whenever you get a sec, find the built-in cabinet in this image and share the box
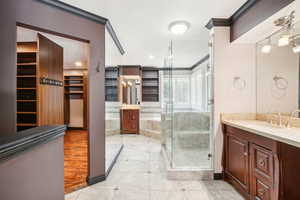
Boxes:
[142,67,159,102]
[16,34,64,131]
[105,67,118,102]
[120,109,139,134]
[64,72,88,129]
[223,124,300,200]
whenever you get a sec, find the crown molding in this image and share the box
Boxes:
[37,0,125,55]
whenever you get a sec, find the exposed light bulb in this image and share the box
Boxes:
[293,44,300,53]
[278,35,290,46]
[261,44,272,54]
[75,61,83,67]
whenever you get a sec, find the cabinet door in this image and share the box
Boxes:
[226,135,249,192]
[250,144,274,200]
[252,177,271,200]
[122,110,132,131]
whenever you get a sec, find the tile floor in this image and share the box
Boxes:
[65,135,244,200]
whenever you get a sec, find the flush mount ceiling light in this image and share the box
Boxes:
[261,37,272,54]
[149,55,155,59]
[168,21,190,35]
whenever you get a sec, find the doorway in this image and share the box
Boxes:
[16,25,90,193]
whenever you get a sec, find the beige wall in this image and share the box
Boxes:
[257,44,299,114]
[212,27,256,173]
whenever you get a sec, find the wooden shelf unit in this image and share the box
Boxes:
[16,35,65,132]
[64,75,84,99]
[105,67,119,102]
[64,73,87,129]
[142,67,159,102]
[16,42,39,132]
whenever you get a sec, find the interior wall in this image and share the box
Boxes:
[212,27,256,173]
[1,0,105,181]
[257,44,299,114]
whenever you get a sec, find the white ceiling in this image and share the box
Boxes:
[59,0,247,68]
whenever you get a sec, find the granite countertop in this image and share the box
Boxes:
[222,120,300,148]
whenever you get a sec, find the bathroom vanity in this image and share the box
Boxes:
[222,120,300,200]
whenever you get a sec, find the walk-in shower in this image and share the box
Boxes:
[161,40,214,179]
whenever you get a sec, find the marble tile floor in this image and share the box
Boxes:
[65,135,244,200]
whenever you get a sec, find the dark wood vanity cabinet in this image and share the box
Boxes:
[225,134,250,194]
[222,124,300,200]
[223,125,278,200]
[121,109,139,134]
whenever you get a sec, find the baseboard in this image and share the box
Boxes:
[87,175,106,185]
[106,144,124,177]
[214,173,224,180]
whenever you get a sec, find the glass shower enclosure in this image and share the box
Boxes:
[161,40,214,170]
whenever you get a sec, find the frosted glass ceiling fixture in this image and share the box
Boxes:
[169,21,190,35]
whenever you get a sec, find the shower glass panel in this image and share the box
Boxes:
[161,41,174,165]
[162,39,213,169]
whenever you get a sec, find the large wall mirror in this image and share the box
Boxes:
[256,20,300,117]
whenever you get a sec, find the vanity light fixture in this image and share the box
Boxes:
[169,21,190,35]
[274,11,295,47]
[292,36,300,53]
[278,33,290,47]
[121,81,127,87]
[75,61,83,67]
[261,37,272,54]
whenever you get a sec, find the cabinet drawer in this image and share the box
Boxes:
[251,144,274,180]
[253,177,271,200]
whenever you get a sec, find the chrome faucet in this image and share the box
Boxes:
[286,110,300,128]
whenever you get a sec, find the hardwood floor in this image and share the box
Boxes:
[64,130,88,194]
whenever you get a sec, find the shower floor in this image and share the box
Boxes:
[173,148,211,169]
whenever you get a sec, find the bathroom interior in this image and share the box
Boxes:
[104,1,300,195]
[4,0,300,200]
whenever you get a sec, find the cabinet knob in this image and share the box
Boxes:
[258,159,266,167]
[244,152,248,156]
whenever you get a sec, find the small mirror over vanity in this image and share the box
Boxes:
[119,76,141,105]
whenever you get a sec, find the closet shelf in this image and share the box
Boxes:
[17,62,37,66]
[17,123,37,126]
[65,91,84,94]
[64,84,84,87]
[17,75,36,78]
[64,79,83,81]
[16,100,37,102]
[17,88,36,90]
[17,112,37,114]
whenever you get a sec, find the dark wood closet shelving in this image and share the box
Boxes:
[105,67,118,102]
[142,67,159,102]
[16,42,38,132]
[16,35,65,132]
[64,75,84,98]
[64,73,87,129]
